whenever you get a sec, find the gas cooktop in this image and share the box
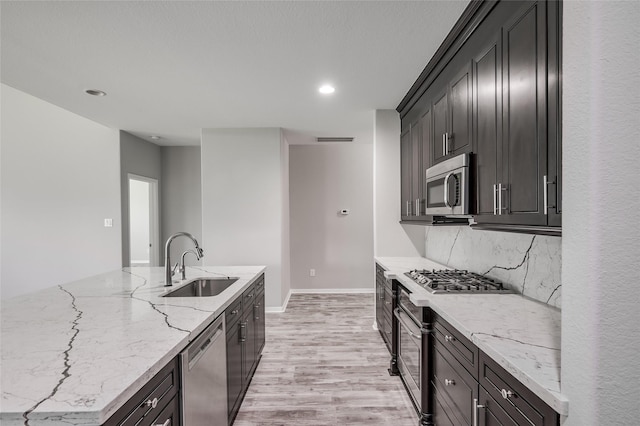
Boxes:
[404,269,512,294]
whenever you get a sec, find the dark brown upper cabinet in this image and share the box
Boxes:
[398,0,561,234]
[432,64,473,165]
[472,1,561,232]
[401,111,431,222]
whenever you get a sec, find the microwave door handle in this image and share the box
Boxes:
[443,172,453,208]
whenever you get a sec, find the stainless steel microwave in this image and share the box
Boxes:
[425,153,470,216]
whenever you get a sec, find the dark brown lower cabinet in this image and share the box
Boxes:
[375,264,393,352]
[226,275,266,425]
[103,357,180,426]
[430,315,559,426]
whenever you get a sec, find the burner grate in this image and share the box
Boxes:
[404,269,511,294]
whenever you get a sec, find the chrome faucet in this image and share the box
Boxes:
[164,232,204,286]
[179,249,199,280]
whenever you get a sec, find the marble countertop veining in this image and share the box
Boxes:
[375,257,568,416]
[0,265,265,426]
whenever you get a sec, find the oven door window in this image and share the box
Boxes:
[398,318,421,401]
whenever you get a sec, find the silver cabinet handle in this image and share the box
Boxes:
[444,335,455,342]
[153,420,170,426]
[442,133,447,156]
[230,309,239,315]
[473,398,485,426]
[415,199,420,216]
[443,172,453,208]
[145,397,158,408]
[445,132,450,154]
[501,389,515,399]
[444,379,455,386]
[493,184,498,215]
[239,321,247,343]
[406,200,411,216]
[543,175,556,215]
[497,183,507,215]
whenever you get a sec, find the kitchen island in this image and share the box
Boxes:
[375,257,568,417]
[0,265,265,425]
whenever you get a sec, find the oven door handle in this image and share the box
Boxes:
[394,308,422,341]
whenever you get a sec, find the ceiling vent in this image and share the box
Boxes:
[316,137,354,143]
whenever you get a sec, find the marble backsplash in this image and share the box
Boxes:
[425,226,562,308]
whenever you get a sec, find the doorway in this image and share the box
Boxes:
[128,174,159,267]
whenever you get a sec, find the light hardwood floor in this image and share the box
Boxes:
[233,293,417,426]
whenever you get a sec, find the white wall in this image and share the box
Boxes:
[0,84,121,299]
[561,2,640,425]
[160,146,203,266]
[289,143,374,291]
[374,110,425,257]
[201,128,287,309]
[129,179,150,263]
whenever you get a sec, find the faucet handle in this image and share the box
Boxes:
[171,262,180,276]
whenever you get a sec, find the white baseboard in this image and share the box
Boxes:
[265,289,292,313]
[290,288,375,294]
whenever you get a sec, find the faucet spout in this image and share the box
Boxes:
[164,232,204,286]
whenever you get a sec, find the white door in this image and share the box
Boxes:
[128,175,159,266]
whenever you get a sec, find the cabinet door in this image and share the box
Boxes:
[449,64,472,155]
[546,0,562,227]
[375,267,384,330]
[242,309,257,384]
[420,108,432,210]
[479,387,518,426]
[432,90,448,163]
[226,322,243,421]
[501,1,547,225]
[254,289,266,357]
[400,128,413,218]
[474,35,502,219]
[411,119,423,216]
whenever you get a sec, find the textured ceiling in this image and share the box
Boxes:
[1,1,469,146]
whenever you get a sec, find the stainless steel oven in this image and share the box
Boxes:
[394,286,424,413]
[425,153,470,216]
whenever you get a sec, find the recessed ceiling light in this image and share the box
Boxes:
[150,135,161,140]
[319,85,335,94]
[85,89,107,97]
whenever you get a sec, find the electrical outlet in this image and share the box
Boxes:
[104,218,113,227]
[310,269,316,277]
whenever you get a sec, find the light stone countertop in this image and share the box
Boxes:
[375,256,568,416]
[0,265,265,426]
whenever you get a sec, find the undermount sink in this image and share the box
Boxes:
[162,277,239,297]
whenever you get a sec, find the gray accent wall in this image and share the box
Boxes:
[119,131,162,267]
[1,84,121,299]
[289,143,374,291]
[160,146,202,266]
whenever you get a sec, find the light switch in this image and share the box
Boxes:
[104,218,113,227]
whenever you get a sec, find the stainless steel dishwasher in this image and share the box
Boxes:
[181,314,227,425]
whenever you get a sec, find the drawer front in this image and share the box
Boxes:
[108,358,179,426]
[225,296,243,329]
[479,351,558,426]
[432,347,478,426]
[143,395,180,426]
[242,283,256,308]
[383,286,393,316]
[434,314,478,376]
